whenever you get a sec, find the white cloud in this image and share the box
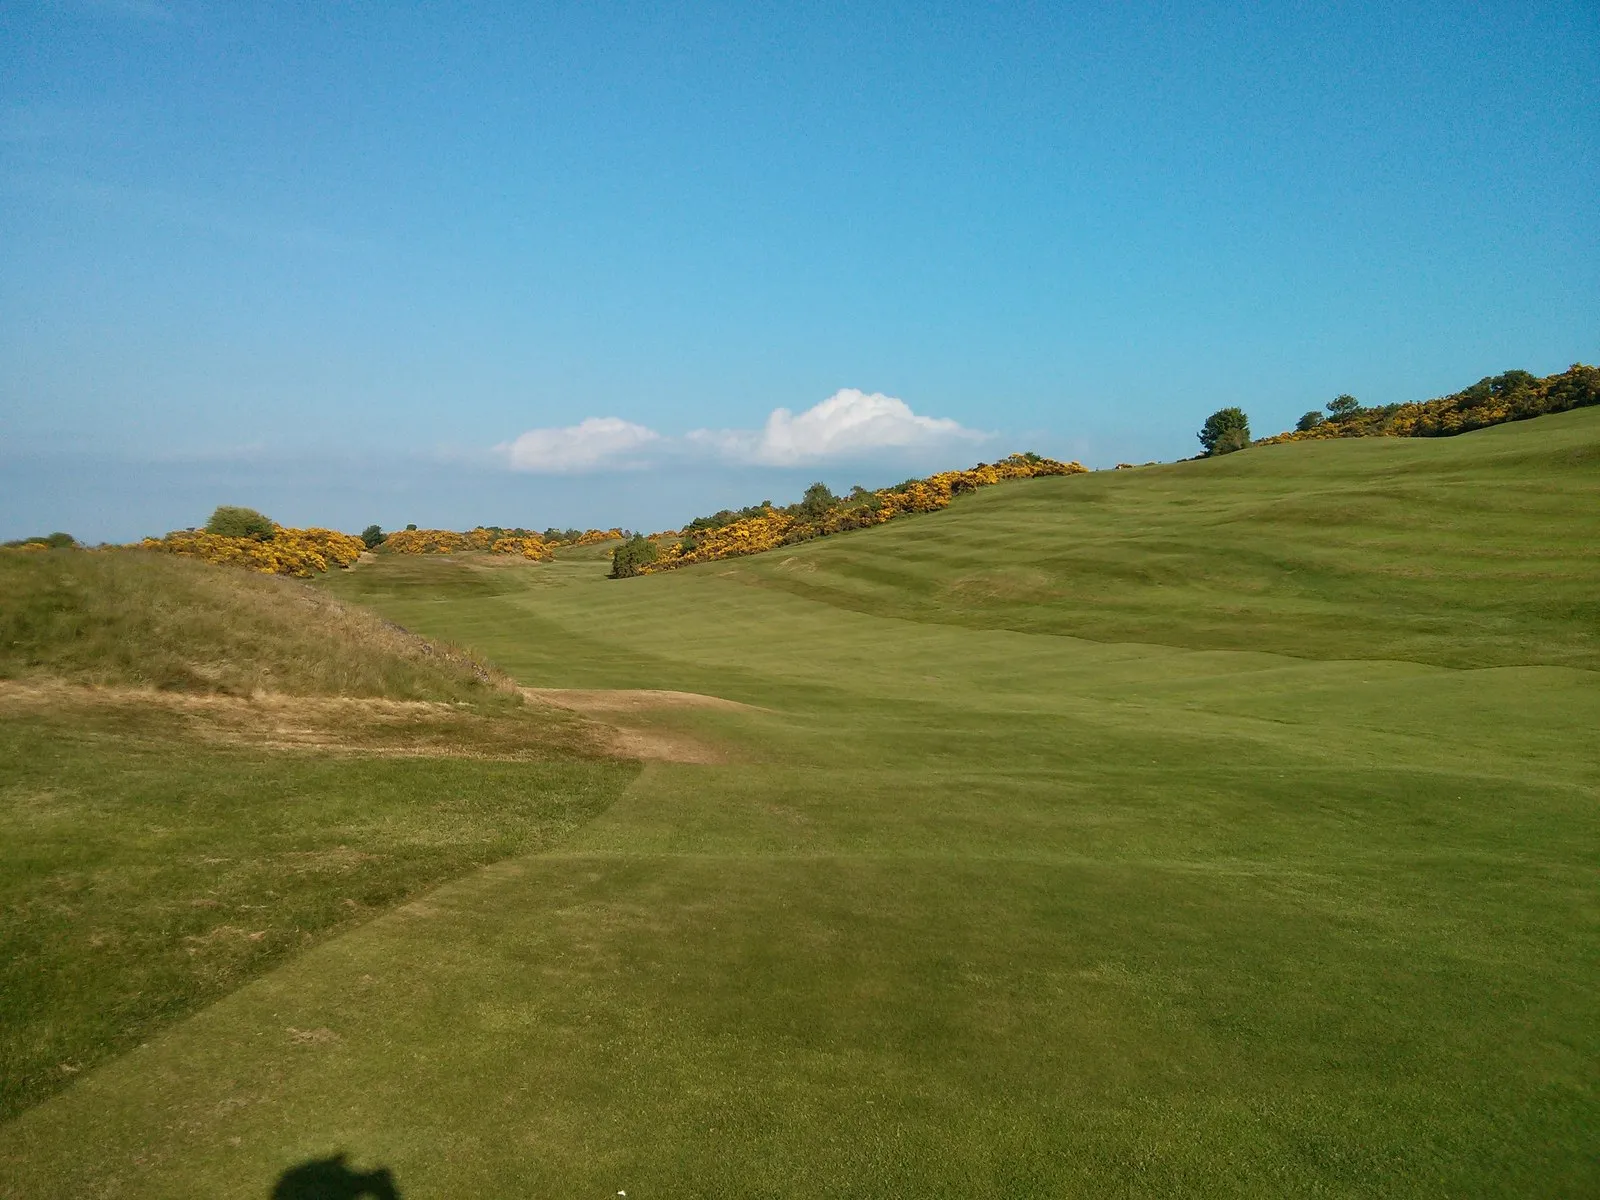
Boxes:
[500,417,660,473]
[691,389,987,466]
[498,391,987,474]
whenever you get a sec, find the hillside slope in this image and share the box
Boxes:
[717,405,1600,669]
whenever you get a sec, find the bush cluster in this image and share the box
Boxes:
[138,524,365,578]
[1257,364,1599,447]
[3,533,77,551]
[615,453,1086,578]
[379,526,623,560]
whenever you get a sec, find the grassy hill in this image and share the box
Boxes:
[3,411,1597,1196]
[0,548,514,699]
[719,405,1600,669]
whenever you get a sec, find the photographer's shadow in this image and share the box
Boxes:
[272,1153,401,1199]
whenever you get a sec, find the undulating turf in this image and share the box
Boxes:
[0,551,638,1120]
[0,704,636,1122]
[716,406,1600,670]
[1,410,1596,1197]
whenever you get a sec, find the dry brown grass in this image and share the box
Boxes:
[520,686,762,714]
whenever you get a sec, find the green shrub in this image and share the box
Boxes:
[360,525,387,549]
[4,533,77,550]
[205,506,275,540]
[609,535,659,579]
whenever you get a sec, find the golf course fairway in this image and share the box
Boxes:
[2,409,1597,1197]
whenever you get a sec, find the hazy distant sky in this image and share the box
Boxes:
[2,1,1596,540]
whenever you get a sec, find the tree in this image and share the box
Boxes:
[798,482,838,520]
[609,534,658,579]
[1295,411,1324,432]
[360,525,386,549]
[1327,394,1360,418]
[1197,408,1250,456]
[205,505,275,540]
[1212,426,1251,455]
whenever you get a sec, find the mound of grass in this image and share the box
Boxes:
[0,549,511,701]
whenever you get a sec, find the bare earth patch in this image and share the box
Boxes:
[520,687,759,714]
[0,679,733,765]
[520,688,755,764]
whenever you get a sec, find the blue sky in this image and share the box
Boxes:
[2,0,1595,541]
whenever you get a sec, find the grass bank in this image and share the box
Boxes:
[0,548,510,700]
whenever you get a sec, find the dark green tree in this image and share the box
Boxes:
[1327,394,1361,418]
[1197,408,1251,456]
[1295,411,1324,432]
[360,525,387,549]
[798,482,838,520]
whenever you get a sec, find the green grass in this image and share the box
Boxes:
[0,550,638,1121]
[2,411,1598,1196]
[0,706,636,1122]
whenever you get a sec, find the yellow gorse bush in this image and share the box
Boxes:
[137,526,365,578]
[379,527,623,560]
[639,453,1086,574]
[382,528,552,558]
[1258,363,1599,447]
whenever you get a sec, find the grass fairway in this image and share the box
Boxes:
[3,411,1598,1196]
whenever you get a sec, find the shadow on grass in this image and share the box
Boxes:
[272,1153,400,1199]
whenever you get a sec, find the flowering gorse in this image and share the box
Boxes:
[1257,364,1598,447]
[631,453,1086,575]
[380,527,623,560]
[137,526,366,578]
